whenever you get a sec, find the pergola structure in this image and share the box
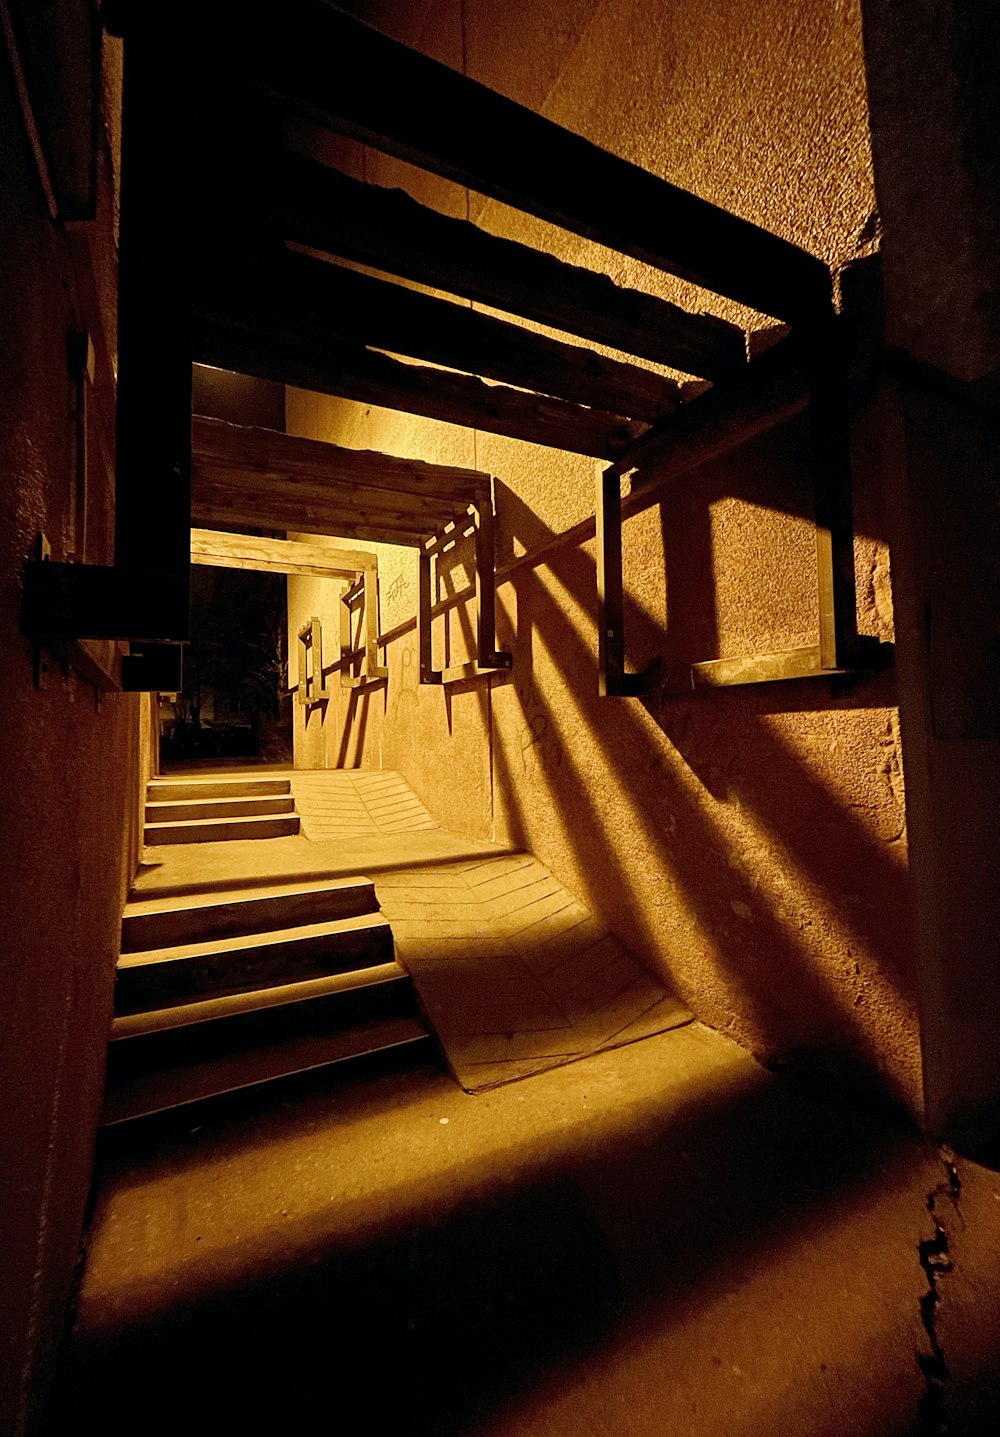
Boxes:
[23,0,883,698]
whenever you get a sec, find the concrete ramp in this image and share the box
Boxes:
[290,769,437,839]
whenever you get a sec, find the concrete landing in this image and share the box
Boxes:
[136,773,691,1091]
[60,1023,1000,1435]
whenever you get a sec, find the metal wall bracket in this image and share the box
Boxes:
[339,562,389,689]
[122,642,183,692]
[22,559,190,644]
[596,469,659,697]
[296,616,331,706]
[418,494,513,685]
[596,329,888,698]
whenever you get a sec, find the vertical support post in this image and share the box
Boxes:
[114,13,191,638]
[297,617,329,704]
[68,330,93,563]
[363,562,388,680]
[808,321,858,670]
[339,582,354,687]
[418,545,441,684]
[471,496,496,666]
[596,464,626,696]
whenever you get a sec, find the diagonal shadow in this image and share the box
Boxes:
[488,493,914,1106]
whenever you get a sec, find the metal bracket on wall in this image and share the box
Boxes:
[595,332,889,698]
[296,617,330,707]
[339,562,388,689]
[27,532,147,693]
[121,643,183,692]
[418,494,513,685]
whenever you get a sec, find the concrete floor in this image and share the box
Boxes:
[61,1017,1000,1436]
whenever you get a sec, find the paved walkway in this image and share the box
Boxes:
[63,1020,1000,1436]
[134,768,691,1090]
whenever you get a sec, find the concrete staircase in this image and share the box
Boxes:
[103,875,434,1125]
[143,774,300,845]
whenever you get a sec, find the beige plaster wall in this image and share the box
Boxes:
[287,0,919,1110]
[0,27,148,1433]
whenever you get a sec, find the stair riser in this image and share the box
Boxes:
[107,978,418,1078]
[116,924,395,1013]
[101,1028,434,1127]
[148,779,291,801]
[145,797,295,822]
[144,815,300,845]
[121,882,379,952]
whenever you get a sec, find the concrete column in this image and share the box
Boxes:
[861,0,1000,1142]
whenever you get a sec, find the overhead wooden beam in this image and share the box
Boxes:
[114,15,190,636]
[606,334,810,483]
[248,154,748,382]
[191,528,376,578]
[194,461,471,523]
[192,478,452,534]
[196,243,682,423]
[192,415,489,501]
[191,491,432,548]
[192,311,644,459]
[192,0,832,321]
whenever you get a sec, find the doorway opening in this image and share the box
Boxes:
[158,563,292,769]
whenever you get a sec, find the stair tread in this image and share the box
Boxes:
[101,1015,431,1125]
[118,912,392,969]
[148,776,292,789]
[124,875,376,920]
[146,796,294,812]
[112,961,409,1038]
[145,814,299,831]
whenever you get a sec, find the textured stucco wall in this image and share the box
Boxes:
[287,0,920,1110]
[0,28,146,1434]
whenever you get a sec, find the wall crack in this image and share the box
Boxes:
[915,1147,962,1435]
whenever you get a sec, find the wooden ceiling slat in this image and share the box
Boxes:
[194,244,682,424]
[191,415,488,500]
[194,462,469,522]
[192,312,644,459]
[196,0,831,321]
[192,478,458,533]
[191,491,439,548]
[275,154,748,382]
[191,529,377,578]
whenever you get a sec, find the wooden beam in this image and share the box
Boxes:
[114,17,190,628]
[194,461,472,524]
[192,483,447,535]
[22,561,190,643]
[270,154,747,382]
[808,328,859,670]
[195,1,832,321]
[607,336,809,483]
[191,528,376,578]
[192,311,644,459]
[192,415,488,501]
[191,490,435,547]
[197,243,682,422]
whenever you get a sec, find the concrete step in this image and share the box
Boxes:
[102,1014,431,1125]
[102,967,427,1125]
[148,776,292,802]
[145,795,296,823]
[115,913,395,1013]
[121,876,380,952]
[143,813,301,846]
